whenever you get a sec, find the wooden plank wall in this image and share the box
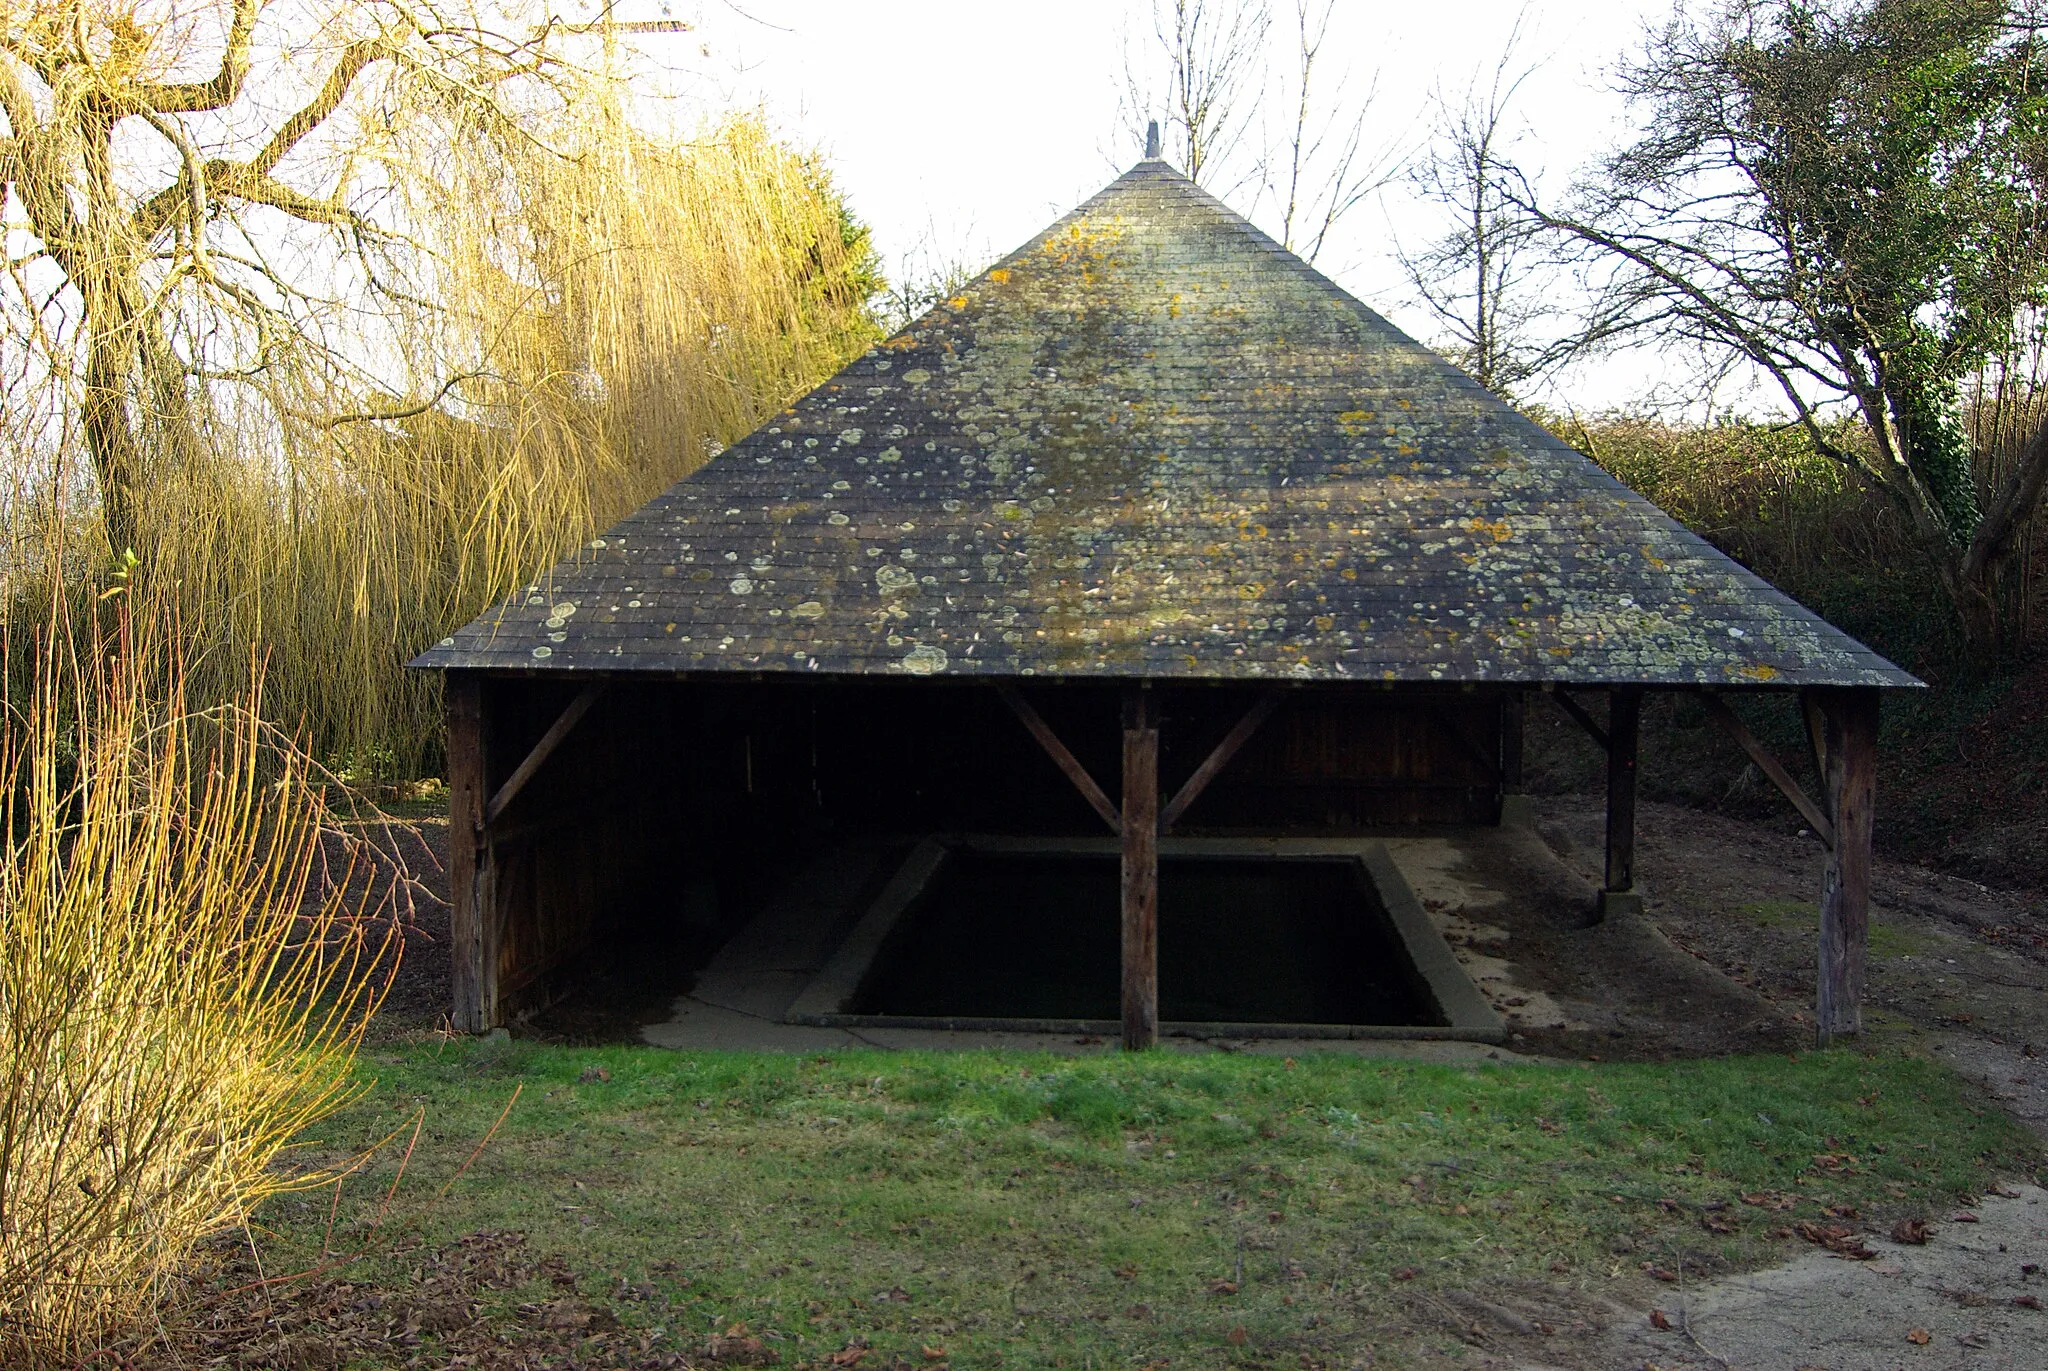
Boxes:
[1187,690,1507,829]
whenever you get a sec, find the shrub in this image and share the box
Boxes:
[0,597,396,1366]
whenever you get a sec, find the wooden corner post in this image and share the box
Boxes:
[446,673,497,1033]
[1121,686,1160,1050]
[1600,687,1643,919]
[1811,686,1878,1044]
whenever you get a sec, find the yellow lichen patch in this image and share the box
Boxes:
[1640,546,1669,570]
[879,333,920,351]
[1337,409,1374,436]
[1238,583,1265,599]
[1732,663,1781,682]
[1466,517,1514,543]
[947,295,969,310]
[1312,615,1335,632]
[989,268,1011,284]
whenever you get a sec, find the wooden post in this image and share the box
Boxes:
[1500,690,1526,793]
[1601,687,1643,919]
[1814,686,1879,1043]
[446,674,496,1033]
[1121,686,1160,1051]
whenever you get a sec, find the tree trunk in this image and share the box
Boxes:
[81,300,144,556]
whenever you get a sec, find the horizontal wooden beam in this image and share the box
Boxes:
[483,682,606,829]
[1701,692,1835,848]
[1161,691,1281,831]
[1552,688,1610,753]
[998,685,1122,835]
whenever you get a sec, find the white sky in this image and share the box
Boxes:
[654,0,1690,409]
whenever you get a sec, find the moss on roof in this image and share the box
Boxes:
[414,161,1913,688]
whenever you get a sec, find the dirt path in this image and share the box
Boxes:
[1515,797,2048,1371]
[1529,797,2048,1142]
[1602,1183,2048,1371]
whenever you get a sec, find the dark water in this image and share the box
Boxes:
[853,853,1443,1025]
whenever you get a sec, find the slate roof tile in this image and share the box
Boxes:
[414,160,1917,689]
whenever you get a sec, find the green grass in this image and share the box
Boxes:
[1737,899,1815,930]
[263,1044,2038,1368]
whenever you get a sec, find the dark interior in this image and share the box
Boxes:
[850,851,1446,1026]
[478,675,1510,1022]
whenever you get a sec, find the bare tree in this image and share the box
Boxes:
[1266,0,1402,263]
[1399,16,1603,396]
[1120,0,1272,194]
[1508,0,2048,654]
[875,223,986,335]
[0,0,683,552]
[1120,0,1400,264]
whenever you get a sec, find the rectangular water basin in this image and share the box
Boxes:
[787,837,1502,1041]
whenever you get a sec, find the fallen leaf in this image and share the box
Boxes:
[1906,1328,1932,1345]
[922,1346,947,1361]
[1649,1309,1673,1330]
[1647,1266,1680,1283]
[2014,1295,2043,1310]
[1114,1264,1137,1281]
[1392,1268,1416,1282]
[577,1065,611,1084]
[1793,1220,1876,1260]
[1225,1325,1247,1347]
[1891,1217,1930,1245]
[703,1333,772,1365]
[1207,1279,1240,1295]
[825,1347,868,1367]
[1952,1212,1981,1223]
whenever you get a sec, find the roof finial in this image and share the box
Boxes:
[1145,119,1162,160]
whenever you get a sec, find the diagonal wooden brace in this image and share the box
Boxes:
[1552,688,1610,752]
[997,685,1122,834]
[484,682,607,829]
[1161,691,1282,830]
[1701,692,1835,848]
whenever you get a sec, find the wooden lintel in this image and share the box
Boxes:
[483,682,606,830]
[1701,693,1836,848]
[1161,691,1282,831]
[997,685,1122,835]
[1553,689,1610,753]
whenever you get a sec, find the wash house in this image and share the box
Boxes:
[415,148,1917,1048]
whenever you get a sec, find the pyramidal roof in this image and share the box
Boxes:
[415,159,1913,688]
